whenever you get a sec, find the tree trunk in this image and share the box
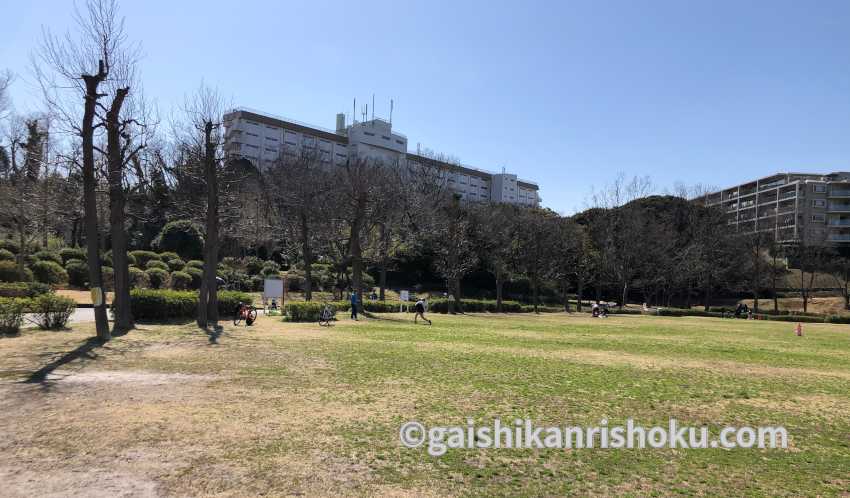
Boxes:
[300,211,312,301]
[563,280,570,312]
[82,63,110,341]
[772,252,779,313]
[349,196,366,314]
[495,268,503,313]
[703,274,712,312]
[620,278,628,310]
[576,277,584,312]
[198,121,219,327]
[532,273,539,314]
[454,277,463,313]
[106,87,133,333]
[379,223,388,301]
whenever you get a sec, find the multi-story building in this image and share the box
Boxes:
[702,172,850,245]
[222,108,540,207]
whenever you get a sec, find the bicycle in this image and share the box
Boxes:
[234,302,258,326]
[318,303,335,327]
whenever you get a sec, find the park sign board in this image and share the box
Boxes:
[400,290,409,302]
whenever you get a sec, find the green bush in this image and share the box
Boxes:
[102,250,137,267]
[28,293,76,330]
[65,259,88,287]
[159,251,180,262]
[129,266,150,289]
[152,220,204,260]
[284,301,338,322]
[59,247,86,265]
[243,256,264,276]
[129,250,161,268]
[0,297,25,334]
[0,282,53,298]
[170,271,192,290]
[826,315,850,324]
[428,298,524,313]
[0,261,33,282]
[0,239,19,254]
[166,258,186,271]
[146,268,169,289]
[186,260,204,270]
[260,261,281,278]
[34,250,63,265]
[0,248,15,262]
[146,260,170,271]
[31,260,68,285]
[185,267,203,289]
[128,289,253,320]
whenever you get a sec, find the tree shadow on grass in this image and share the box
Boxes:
[23,336,107,387]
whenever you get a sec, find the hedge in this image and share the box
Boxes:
[185,267,203,289]
[146,260,170,271]
[284,301,338,322]
[186,260,204,270]
[0,249,14,262]
[166,258,186,271]
[31,260,69,285]
[128,289,253,320]
[159,251,180,262]
[129,266,150,288]
[0,297,25,334]
[0,239,19,254]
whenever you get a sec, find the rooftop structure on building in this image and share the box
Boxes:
[222,107,540,207]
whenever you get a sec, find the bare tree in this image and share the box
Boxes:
[34,0,128,340]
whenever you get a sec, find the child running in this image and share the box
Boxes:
[414,298,432,325]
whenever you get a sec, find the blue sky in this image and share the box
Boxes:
[2,0,850,213]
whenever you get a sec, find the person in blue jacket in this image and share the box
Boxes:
[350,291,359,320]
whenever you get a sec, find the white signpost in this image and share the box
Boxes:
[399,290,410,312]
[263,278,284,313]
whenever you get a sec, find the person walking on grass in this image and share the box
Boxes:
[414,298,432,325]
[350,291,359,320]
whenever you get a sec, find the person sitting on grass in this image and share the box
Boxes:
[414,298,432,325]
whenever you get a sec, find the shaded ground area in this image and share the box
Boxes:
[1,314,850,496]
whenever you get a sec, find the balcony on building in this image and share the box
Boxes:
[828,202,850,212]
[827,231,850,242]
[739,182,757,197]
[828,187,850,198]
[778,187,797,200]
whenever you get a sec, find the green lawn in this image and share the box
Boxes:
[2,313,850,496]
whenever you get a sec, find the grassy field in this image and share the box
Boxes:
[2,313,850,496]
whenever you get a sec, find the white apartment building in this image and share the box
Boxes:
[222,108,540,207]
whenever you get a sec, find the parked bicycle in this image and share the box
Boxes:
[318,303,335,327]
[234,302,258,326]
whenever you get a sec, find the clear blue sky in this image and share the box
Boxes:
[2,0,850,213]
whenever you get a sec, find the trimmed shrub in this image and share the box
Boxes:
[826,315,850,324]
[0,261,33,282]
[128,289,252,320]
[0,239,19,254]
[65,259,89,287]
[185,267,203,289]
[0,297,25,334]
[260,261,281,278]
[34,250,63,265]
[152,220,204,260]
[146,260,170,271]
[31,260,68,285]
[129,266,150,289]
[0,249,15,262]
[129,250,161,268]
[159,251,180,262]
[0,282,53,298]
[285,301,337,322]
[186,260,204,270]
[29,294,76,330]
[166,258,186,271]
[146,268,169,289]
[428,298,524,313]
[243,256,264,276]
[102,250,137,267]
[59,247,86,265]
[170,271,192,290]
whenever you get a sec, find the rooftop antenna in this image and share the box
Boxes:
[371,93,375,122]
[353,98,356,124]
[390,99,393,125]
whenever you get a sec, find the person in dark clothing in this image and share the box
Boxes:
[350,291,359,320]
[414,299,432,325]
